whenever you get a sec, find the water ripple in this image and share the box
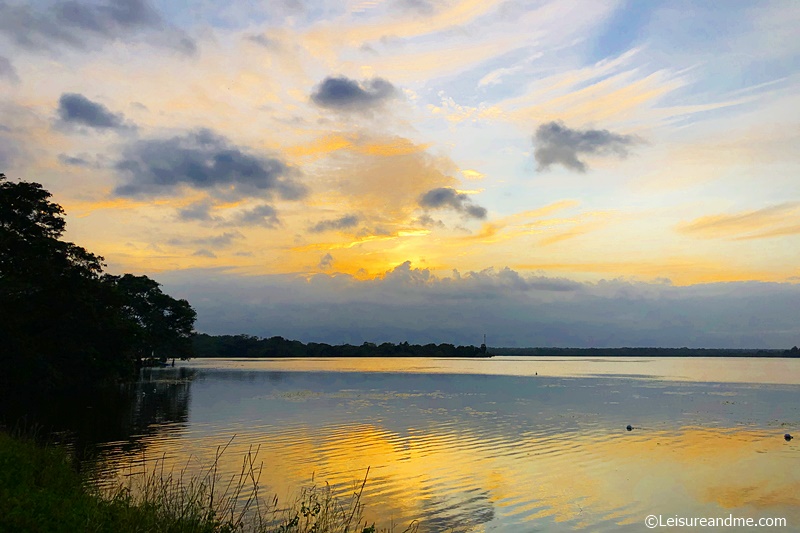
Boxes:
[82,363,800,531]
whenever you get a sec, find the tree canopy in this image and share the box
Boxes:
[105,273,196,361]
[0,173,196,390]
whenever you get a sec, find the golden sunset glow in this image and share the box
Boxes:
[2,0,799,346]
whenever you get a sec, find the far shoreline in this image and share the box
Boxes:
[188,333,800,360]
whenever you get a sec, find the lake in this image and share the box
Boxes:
[9,357,800,531]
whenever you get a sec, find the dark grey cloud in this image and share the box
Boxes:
[177,201,282,228]
[232,204,280,228]
[309,214,359,233]
[526,276,584,292]
[246,33,279,49]
[58,93,132,131]
[58,153,91,166]
[114,128,306,201]
[534,121,639,172]
[192,249,216,258]
[311,76,398,111]
[419,187,487,219]
[55,0,159,33]
[177,200,216,222]
[393,264,582,295]
[466,267,583,292]
[355,226,391,238]
[156,266,800,349]
[263,0,304,15]
[395,0,436,15]
[414,214,445,228]
[383,260,433,284]
[202,232,242,248]
[464,204,488,219]
[170,231,243,249]
[359,43,378,55]
[0,0,195,55]
[319,253,334,270]
[0,55,19,83]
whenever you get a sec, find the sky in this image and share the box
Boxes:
[1,0,799,347]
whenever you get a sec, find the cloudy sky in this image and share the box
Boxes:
[2,0,799,347]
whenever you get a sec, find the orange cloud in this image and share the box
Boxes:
[502,50,739,131]
[356,137,430,157]
[457,202,603,247]
[285,134,354,159]
[460,169,485,180]
[677,202,800,240]
[64,194,207,218]
[513,257,780,285]
[324,144,458,219]
[307,0,503,45]
[288,134,431,160]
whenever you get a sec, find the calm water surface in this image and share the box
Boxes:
[24,357,800,531]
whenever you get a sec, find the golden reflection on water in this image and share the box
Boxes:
[186,356,800,385]
[110,420,800,531]
[93,360,800,531]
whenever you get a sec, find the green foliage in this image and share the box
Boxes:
[0,174,197,390]
[0,431,230,532]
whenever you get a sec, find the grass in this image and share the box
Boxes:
[0,431,419,533]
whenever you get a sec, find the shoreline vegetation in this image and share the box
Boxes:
[0,430,416,533]
[1,174,196,391]
[191,334,799,359]
[192,334,491,359]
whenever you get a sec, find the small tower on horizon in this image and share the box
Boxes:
[481,333,487,354]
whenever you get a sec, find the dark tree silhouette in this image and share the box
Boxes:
[0,173,196,390]
[104,274,196,363]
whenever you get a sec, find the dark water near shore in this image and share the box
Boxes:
[4,357,800,531]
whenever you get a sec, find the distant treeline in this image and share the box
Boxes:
[193,334,490,358]
[190,334,800,359]
[191,336,799,359]
[490,347,799,357]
